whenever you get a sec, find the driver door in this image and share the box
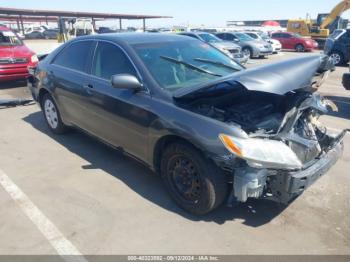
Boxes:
[83,41,152,160]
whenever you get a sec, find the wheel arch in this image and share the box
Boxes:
[38,88,69,125]
[38,88,50,108]
[153,135,205,174]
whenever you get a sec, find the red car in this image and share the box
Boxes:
[271,32,318,52]
[0,26,38,82]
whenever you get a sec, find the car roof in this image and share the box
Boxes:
[75,33,193,45]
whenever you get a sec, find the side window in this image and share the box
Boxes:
[344,30,350,39]
[53,41,93,72]
[247,33,257,39]
[283,34,291,38]
[92,42,137,80]
[216,33,226,40]
[226,34,235,41]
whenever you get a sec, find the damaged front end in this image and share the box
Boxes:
[225,93,346,204]
[176,55,347,205]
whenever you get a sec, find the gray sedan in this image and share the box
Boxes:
[28,33,344,215]
[216,32,273,58]
[179,32,248,64]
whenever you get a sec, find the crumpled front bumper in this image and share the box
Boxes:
[267,138,344,204]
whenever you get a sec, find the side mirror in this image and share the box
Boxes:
[111,74,143,90]
[343,73,350,90]
[234,39,240,43]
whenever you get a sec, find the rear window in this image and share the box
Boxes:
[53,41,93,72]
[0,30,22,46]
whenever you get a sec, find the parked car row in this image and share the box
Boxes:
[25,29,59,40]
[215,32,273,58]
[179,32,248,64]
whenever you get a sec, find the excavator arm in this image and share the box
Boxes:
[320,0,350,29]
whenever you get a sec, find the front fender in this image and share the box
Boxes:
[146,100,245,170]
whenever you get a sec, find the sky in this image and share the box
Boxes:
[1,0,349,28]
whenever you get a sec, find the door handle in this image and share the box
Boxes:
[83,84,93,89]
[83,84,94,95]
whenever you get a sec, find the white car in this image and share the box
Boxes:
[244,31,282,54]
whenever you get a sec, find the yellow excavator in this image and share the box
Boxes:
[287,0,350,48]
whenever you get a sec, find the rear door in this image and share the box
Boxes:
[49,40,95,127]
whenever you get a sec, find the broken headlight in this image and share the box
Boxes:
[219,134,302,170]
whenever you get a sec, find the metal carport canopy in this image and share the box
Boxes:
[0,7,172,20]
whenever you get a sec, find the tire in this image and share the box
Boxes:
[160,142,228,215]
[295,44,305,52]
[329,51,345,66]
[41,93,68,134]
[242,47,252,58]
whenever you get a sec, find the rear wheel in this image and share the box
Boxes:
[295,44,305,52]
[41,93,68,134]
[161,142,228,215]
[329,51,344,66]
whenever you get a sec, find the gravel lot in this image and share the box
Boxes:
[0,40,349,255]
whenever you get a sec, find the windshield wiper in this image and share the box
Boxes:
[194,58,240,71]
[160,56,222,77]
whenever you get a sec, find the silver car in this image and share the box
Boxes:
[216,32,273,58]
[179,32,249,64]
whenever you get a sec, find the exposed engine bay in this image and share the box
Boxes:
[185,82,342,165]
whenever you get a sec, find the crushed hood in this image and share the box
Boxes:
[173,55,332,99]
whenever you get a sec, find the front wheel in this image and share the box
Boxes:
[41,93,68,134]
[161,142,228,215]
[242,47,252,58]
[295,44,305,52]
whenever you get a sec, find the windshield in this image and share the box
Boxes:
[0,31,22,46]
[235,33,254,41]
[246,33,258,39]
[198,33,221,43]
[329,29,345,40]
[133,40,243,91]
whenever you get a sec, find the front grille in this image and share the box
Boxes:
[0,57,28,65]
